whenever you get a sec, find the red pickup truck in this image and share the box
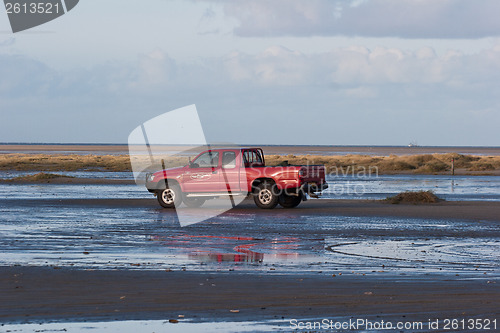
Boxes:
[145,148,328,209]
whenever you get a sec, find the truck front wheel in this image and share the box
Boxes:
[157,184,182,208]
[254,182,279,209]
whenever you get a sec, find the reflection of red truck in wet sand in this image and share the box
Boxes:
[145,148,328,209]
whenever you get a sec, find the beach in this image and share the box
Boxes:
[2,266,498,325]
[0,145,499,331]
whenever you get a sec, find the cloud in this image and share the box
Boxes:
[129,50,177,90]
[2,44,499,98]
[0,38,15,47]
[1,43,499,145]
[219,44,500,89]
[197,0,500,39]
[223,46,313,85]
[0,54,57,97]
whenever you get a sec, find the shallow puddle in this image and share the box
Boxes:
[1,173,500,201]
[0,319,285,333]
[323,174,500,201]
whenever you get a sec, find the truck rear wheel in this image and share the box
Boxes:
[254,182,279,209]
[157,184,182,208]
[279,192,303,208]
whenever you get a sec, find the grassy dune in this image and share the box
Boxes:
[0,154,133,172]
[385,191,443,204]
[266,153,500,175]
[8,172,75,182]
[0,153,499,175]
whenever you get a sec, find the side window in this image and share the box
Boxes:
[254,151,263,163]
[243,150,263,166]
[192,151,219,168]
[222,151,236,169]
[243,151,251,164]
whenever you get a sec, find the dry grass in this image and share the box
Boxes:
[385,191,443,204]
[0,153,499,174]
[0,154,132,172]
[0,154,191,172]
[266,153,500,175]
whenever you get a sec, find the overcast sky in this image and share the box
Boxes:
[1,0,499,146]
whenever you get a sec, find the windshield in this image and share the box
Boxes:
[192,151,219,168]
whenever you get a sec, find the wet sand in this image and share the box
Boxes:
[1,266,498,324]
[0,198,499,324]
[1,170,499,327]
[14,197,500,222]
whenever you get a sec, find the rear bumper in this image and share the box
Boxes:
[301,182,328,193]
[302,182,328,200]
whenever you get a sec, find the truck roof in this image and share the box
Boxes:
[204,147,261,151]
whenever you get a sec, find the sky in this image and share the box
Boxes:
[0,0,499,146]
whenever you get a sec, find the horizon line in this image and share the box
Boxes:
[1,142,500,148]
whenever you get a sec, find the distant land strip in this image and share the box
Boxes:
[0,152,499,176]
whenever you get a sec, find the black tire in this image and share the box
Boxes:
[157,183,182,208]
[183,196,206,208]
[279,192,303,208]
[253,182,279,209]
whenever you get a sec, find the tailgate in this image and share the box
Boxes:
[299,165,326,183]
